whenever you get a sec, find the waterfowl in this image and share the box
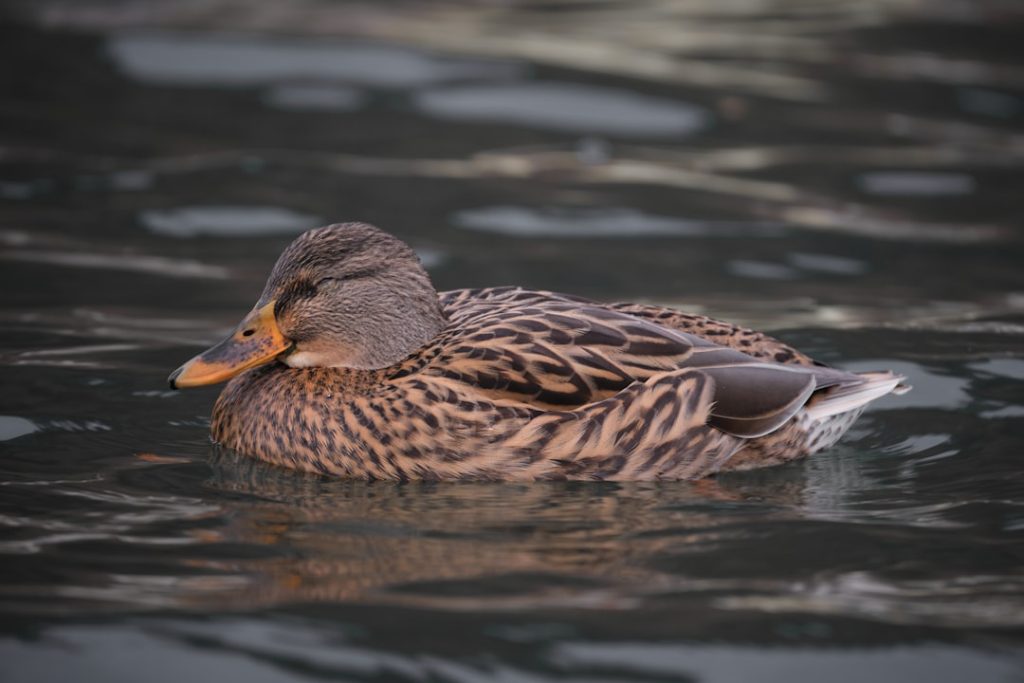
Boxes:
[169,222,907,481]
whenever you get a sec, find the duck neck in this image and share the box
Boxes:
[351,293,448,369]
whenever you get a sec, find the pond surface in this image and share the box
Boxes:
[2,1,1024,681]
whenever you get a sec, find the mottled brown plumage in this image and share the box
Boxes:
[171,222,907,480]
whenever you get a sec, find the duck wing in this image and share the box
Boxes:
[430,287,849,439]
[441,286,817,366]
[605,301,818,367]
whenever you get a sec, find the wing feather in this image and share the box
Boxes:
[431,287,853,439]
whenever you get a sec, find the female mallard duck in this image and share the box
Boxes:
[169,222,906,481]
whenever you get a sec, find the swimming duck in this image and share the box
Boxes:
[169,222,906,480]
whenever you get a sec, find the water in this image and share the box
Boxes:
[2,1,1024,680]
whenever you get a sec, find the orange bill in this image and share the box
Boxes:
[168,301,292,389]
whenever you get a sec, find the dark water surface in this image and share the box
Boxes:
[2,1,1024,680]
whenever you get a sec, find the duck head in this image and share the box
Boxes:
[168,222,446,389]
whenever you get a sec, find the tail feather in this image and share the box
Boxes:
[803,371,907,422]
[722,370,909,469]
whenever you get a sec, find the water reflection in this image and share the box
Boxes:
[968,358,1024,381]
[140,206,321,238]
[727,260,799,281]
[107,33,523,88]
[857,172,976,197]
[3,620,1021,683]
[0,249,230,280]
[415,82,709,137]
[553,641,1023,683]
[175,473,770,610]
[2,443,1019,631]
[0,416,38,442]
[787,253,867,276]
[454,206,775,238]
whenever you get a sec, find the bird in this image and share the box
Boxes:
[168,222,907,481]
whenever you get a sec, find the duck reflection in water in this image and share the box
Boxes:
[170,449,818,611]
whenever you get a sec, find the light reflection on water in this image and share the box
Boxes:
[453,206,774,238]
[106,33,524,88]
[140,206,321,238]
[415,82,710,137]
[2,622,1021,683]
[2,0,1024,681]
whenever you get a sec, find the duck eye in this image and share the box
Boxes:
[306,277,342,296]
[296,279,325,299]
[282,277,339,308]
[242,329,255,337]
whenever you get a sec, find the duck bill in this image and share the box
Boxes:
[168,301,292,389]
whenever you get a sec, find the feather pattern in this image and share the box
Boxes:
[211,285,905,480]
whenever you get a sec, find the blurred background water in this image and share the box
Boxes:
[1,1,1023,681]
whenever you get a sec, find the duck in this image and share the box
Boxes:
[168,222,907,481]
